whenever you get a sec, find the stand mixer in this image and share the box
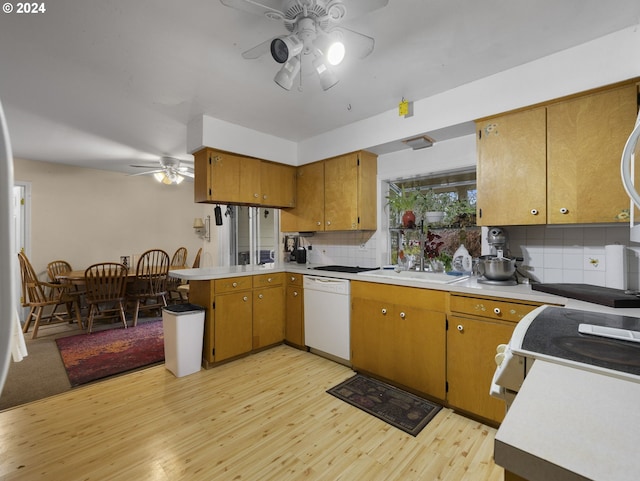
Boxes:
[478,227,518,286]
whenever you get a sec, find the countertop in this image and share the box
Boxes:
[494,360,640,481]
[170,262,640,317]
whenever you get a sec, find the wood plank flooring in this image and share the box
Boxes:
[0,345,503,480]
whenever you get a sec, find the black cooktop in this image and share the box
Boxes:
[310,265,379,274]
[520,307,640,377]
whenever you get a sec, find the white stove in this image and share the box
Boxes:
[491,305,640,408]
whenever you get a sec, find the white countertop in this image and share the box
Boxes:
[170,262,640,317]
[495,360,640,481]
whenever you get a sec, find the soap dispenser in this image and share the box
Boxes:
[452,244,472,273]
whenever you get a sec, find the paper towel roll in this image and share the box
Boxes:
[605,244,627,290]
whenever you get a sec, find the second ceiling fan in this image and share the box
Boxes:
[221,0,389,90]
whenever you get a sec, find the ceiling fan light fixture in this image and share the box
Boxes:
[326,41,345,65]
[154,171,184,185]
[274,56,301,90]
[270,35,303,63]
[153,172,165,183]
[313,56,339,91]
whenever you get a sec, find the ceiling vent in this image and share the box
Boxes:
[403,135,435,150]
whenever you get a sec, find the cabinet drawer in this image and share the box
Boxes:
[215,276,252,293]
[449,294,542,323]
[352,281,446,311]
[253,272,284,288]
[286,273,303,287]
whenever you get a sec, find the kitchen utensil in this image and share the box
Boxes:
[477,255,516,281]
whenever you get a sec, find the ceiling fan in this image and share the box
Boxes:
[129,157,194,185]
[220,0,389,91]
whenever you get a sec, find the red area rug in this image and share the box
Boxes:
[55,320,164,386]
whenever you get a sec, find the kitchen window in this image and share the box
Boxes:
[229,206,279,266]
[386,168,480,266]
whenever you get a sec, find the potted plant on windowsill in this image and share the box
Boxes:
[386,188,419,228]
[416,189,451,225]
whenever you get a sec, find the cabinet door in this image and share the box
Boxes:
[324,154,359,230]
[394,307,446,399]
[237,156,262,204]
[547,83,638,224]
[285,284,304,347]
[214,291,253,362]
[446,315,515,423]
[351,297,395,378]
[261,161,296,208]
[253,285,285,349]
[280,161,325,232]
[476,108,547,226]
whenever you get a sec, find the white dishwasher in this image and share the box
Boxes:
[303,276,350,364]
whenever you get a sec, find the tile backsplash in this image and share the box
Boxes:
[293,225,640,290]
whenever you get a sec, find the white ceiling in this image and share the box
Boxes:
[1,0,639,174]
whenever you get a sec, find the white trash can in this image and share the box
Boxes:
[162,303,205,377]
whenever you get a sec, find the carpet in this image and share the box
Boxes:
[55,320,164,386]
[327,374,442,436]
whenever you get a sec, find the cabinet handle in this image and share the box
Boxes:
[258,294,264,299]
[242,296,248,302]
[263,194,267,200]
[293,291,298,297]
[253,193,259,198]
[290,276,296,282]
[559,207,568,214]
[457,324,464,332]
[530,209,539,215]
[493,307,501,315]
[267,277,272,282]
[326,221,331,226]
[316,221,321,226]
[381,308,387,315]
[232,282,238,288]
[399,312,406,319]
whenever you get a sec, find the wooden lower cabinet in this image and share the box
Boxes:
[447,293,549,423]
[253,280,285,349]
[215,289,253,362]
[446,314,515,423]
[284,274,304,348]
[351,281,447,400]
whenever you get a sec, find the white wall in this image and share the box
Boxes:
[13,158,219,277]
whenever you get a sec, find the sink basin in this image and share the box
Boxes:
[359,269,469,284]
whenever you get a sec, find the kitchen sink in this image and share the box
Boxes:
[359,269,469,284]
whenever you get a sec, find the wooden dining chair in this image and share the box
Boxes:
[167,247,189,304]
[175,247,202,302]
[19,252,83,339]
[84,262,129,333]
[127,249,170,326]
[47,259,86,317]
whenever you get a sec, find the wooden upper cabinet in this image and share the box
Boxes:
[476,80,639,226]
[476,107,547,226]
[547,83,638,224]
[280,161,325,232]
[260,161,296,208]
[193,147,296,208]
[282,150,377,232]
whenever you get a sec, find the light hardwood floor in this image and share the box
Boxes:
[0,345,504,480]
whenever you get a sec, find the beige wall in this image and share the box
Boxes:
[14,158,211,277]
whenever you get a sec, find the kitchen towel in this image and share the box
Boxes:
[605,244,627,290]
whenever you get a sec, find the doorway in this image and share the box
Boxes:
[13,182,30,321]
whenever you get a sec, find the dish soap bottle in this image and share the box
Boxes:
[452,244,472,273]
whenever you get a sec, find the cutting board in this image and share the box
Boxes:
[531,283,640,308]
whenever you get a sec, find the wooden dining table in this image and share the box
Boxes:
[57,266,185,285]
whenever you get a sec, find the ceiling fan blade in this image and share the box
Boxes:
[334,0,389,22]
[242,37,278,59]
[128,169,164,177]
[220,0,285,20]
[130,164,160,169]
[328,26,375,59]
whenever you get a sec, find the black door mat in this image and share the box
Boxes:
[327,374,442,436]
